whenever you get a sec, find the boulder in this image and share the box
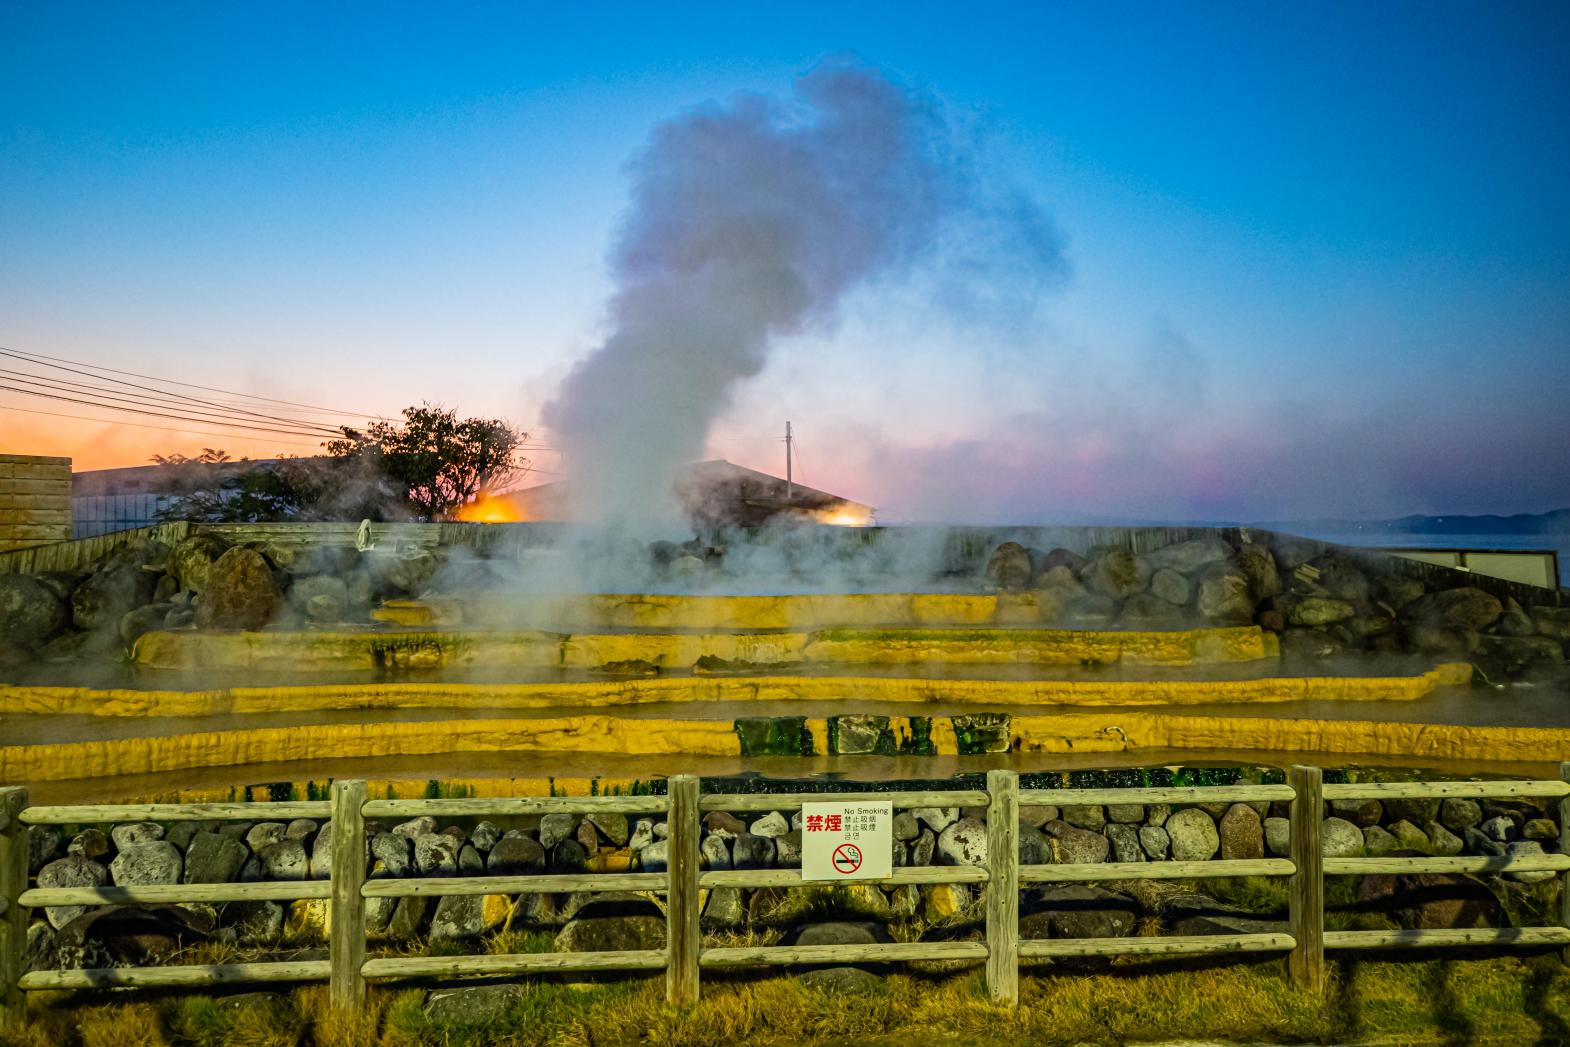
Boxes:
[585,812,629,847]
[1279,628,1345,661]
[1286,597,1355,628]
[555,898,665,952]
[984,542,1034,591]
[702,886,745,928]
[67,828,109,861]
[749,811,790,838]
[1321,817,1364,858]
[184,832,249,884]
[937,817,988,867]
[27,826,61,874]
[1425,821,1464,856]
[776,830,803,867]
[1383,797,1442,825]
[1388,820,1432,852]
[1440,798,1483,833]
[912,808,959,834]
[638,840,669,873]
[1358,869,1505,928]
[1147,538,1232,574]
[1232,544,1282,600]
[1083,550,1153,600]
[1118,593,1186,627]
[700,834,731,870]
[910,829,936,866]
[732,832,775,869]
[1061,805,1106,831]
[371,832,413,876]
[1532,606,1570,641]
[1019,826,1052,866]
[71,545,162,631]
[539,812,578,849]
[793,920,892,947]
[796,967,881,992]
[1148,568,1190,606]
[120,602,174,648]
[245,822,287,851]
[430,894,509,939]
[1165,894,1287,937]
[110,841,183,886]
[1042,820,1110,864]
[0,574,68,647]
[1362,825,1399,856]
[1264,816,1291,857]
[170,534,232,592]
[413,833,459,876]
[1317,561,1370,602]
[1105,823,1144,864]
[257,840,309,881]
[195,548,282,629]
[425,984,526,1025]
[1329,798,1383,828]
[1195,565,1254,623]
[1165,809,1220,861]
[1404,587,1503,633]
[1505,841,1556,883]
[1020,885,1138,939]
[487,834,545,875]
[287,575,349,622]
[37,856,109,929]
[111,822,165,850]
[1218,804,1264,860]
[1138,826,1170,860]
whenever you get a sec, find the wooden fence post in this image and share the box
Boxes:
[985,769,1019,1007]
[1287,765,1325,993]
[1559,761,1569,967]
[666,775,700,1007]
[1,787,28,1029]
[329,780,368,1010]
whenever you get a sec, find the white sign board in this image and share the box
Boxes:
[801,801,892,881]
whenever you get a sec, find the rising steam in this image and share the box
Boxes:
[542,59,1062,528]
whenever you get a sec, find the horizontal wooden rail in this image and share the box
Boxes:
[699,867,988,889]
[1020,932,1295,958]
[20,960,330,990]
[361,873,668,898]
[1324,927,1570,949]
[21,881,330,907]
[1019,785,1295,805]
[362,950,667,980]
[21,801,331,825]
[701,941,987,966]
[1321,781,1569,801]
[362,796,668,818]
[700,790,988,812]
[1323,854,1570,876]
[1020,859,1295,883]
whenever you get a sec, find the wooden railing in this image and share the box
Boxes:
[2,765,1568,1025]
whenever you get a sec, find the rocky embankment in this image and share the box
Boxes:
[22,790,1562,975]
[985,536,1569,679]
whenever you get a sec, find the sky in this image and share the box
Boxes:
[2,2,1567,523]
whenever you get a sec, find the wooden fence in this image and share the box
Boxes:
[2,766,1568,1025]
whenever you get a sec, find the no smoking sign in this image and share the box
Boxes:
[802,801,892,881]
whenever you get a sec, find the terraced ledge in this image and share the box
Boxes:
[1,663,1471,718]
[2,703,1564,782]
[129,623,1279,671]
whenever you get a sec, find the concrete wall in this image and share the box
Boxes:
[0,454,71,552]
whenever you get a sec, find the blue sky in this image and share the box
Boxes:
[3,2,1567,520]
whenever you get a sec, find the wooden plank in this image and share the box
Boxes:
[701,940,987,966]
[0,788,26,1030]
[362,949,668,980]
[1020,859,1294,883]
[986,769,1019,1007]
[330,780,367,1011]
[1324,854,1570,875]
[362,796,669,818]
[700,866,988,889]
[1321,780,1569,801]
[1020,933,1295,958]
[666,775,700,1007]
[22,882,332,906]
[1288,765,1325,994]
[21,801,332,825]
[1020,785,1295,806]
[1561,761,1570,966]
[700,790,988,812]
[1324,927,1570,950]
[363,873,668,898]
[19,960,331,990]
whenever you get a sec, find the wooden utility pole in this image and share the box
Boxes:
[1288,765,1325,993]
[785,421,794,500]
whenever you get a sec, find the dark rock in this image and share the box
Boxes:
[586,812,630,847]
[71,547,159,631]
[111,841,182,886]
[1218,804,1264,860]
[1147,538,1231,575]
[56,903,212,965]
[1118,592,1187,627]
[119,602,174,648]
[1478,635,1562,674]
[196,547,282,629]
[1532,606,1570,641]
[1279,628,1345,662]
[985,542,1034,591]
[1329,798,1383,828]
[1105,824,1144,864]
[487,834,545,874]
[796,966,880,992]
[732,832,774,869]
[1041,820,1111,864]
[170,534,232,592]
[1232,544,1282,601]
[27,825,61,874]
[67,828,109,861]
[1083,549,1153,600]
[37,856,109,928]
[552,839,588,873]
[1195,564,1254,623]
[1019,826,1052,866]
[288,575,348,622]
[1148,568,1190,606]
[1285,596,1355,628]
[184,832,249,884]
[792,920,892,947]
[1020,885,1138,939]
[424,984,525,1025]
[1404,587,1503,633]
[1166,894,1286,936]
[1317,560,1370,602]
[0,573,68,647]
[1061,805,1106,831]
[1358,868,1506,928]
[539,812,577,849]
[555,898,665,952]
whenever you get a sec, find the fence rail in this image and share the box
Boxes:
[2,765,1568,1026]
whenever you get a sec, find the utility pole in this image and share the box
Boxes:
[785,420,794,501]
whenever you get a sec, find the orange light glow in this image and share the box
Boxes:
[812,506,874,527]
[454,493,528,523]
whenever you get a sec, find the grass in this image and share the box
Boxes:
[5,953,1569,1047]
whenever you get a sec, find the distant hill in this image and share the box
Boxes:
[1257,508,1570,537]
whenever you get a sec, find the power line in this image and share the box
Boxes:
[0,383,357,439]
[0,346,379,418]
[0,400,328,448]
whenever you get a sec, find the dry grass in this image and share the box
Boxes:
[5,953,1569,1047]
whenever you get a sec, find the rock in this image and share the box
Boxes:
[892,811,920,840]
[702,886,745,928]
[1020,885,1138,939]
[111,841,182,886]
[922,883,971,919]
[733,832,775,869]
[38,856,109,928]
[458,844,484,875]
[628,818,655,851]
[984,542,1034,591]
[468,821,500,853]
[56,903,213,965]
[551,839,588,873]
[1042,821,1110,864]
[913,808,959,834]
[703,811,745,837]
[936,817,988,867]
[700,834,731,870]
[371,832,413,876]
[1165,809,1220,861]
[575,820,601,855]
[1388,821,1432,852]
[1061,805,1106,831]
[1382,798,1442,825]
[1362,825,1399,856]
[1195,565,1254,623]
[1465,827,1507,857]
[1479,816,1516,842]
[776,831,803,867]
[413,833,459,876]
[308,822,339,879]
[1317,561,1370,602]
[1532,606,1570,641]
[586,812,629,847]
[1505,841,1556,882]
[1279,628,1345,661]
[119,602,174,648]
[25,921,57,973]
[257,840,309,881]
[245,823,286,851]
[1358,870,1506,928]
[487,834,545,875]
[1287,597,1355,628]
[111,822,166,850]
[1329,798,1383,828]
[1441,798,1483,833]
[1036,564,1087,597]
[1019,826,1052,866]
[184,832,249,884]
[1020,805,1058,828]
[639,839,669,872]
[1404,587,1503,632]
[1148,568,1190,606]
[195,547,282,630]
[430,893,510,939]
[170,534,232,592]
[287,575,348,621]
[1218,804,1264,860]
[1063,594,1118,626]
[0,574,68,647]
[1148,538,1232,574]
[1232,544,1282,600]
[1165,894,1287,937]
[536,813,576,851]
[1138,826,1170,860]
[68,828,109,860]
[385,896,426,939]
[1119,592,1187,627]
[749,811,789,838]
[1264,817,1291,857]
[1523,818,1558,841]
[71,547,159,631]
[425,984,525,1025]
[27,826,61,874]
[794,920,891,947]
[1479,635,1563,674]
[164,820,217,852]
[1145,804,1171,827]
[797,966,880,992]
[555,898,665,952]
[1083,549,1153,599]
[392,816,437,840]
[910,829,936,866]
[1426,821,1464,856]
[1105,824,1144,864]
[1321,817,1364,858]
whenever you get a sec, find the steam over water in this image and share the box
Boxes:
[541,59,1063,531]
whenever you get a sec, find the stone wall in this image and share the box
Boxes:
[0,455,70,552]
